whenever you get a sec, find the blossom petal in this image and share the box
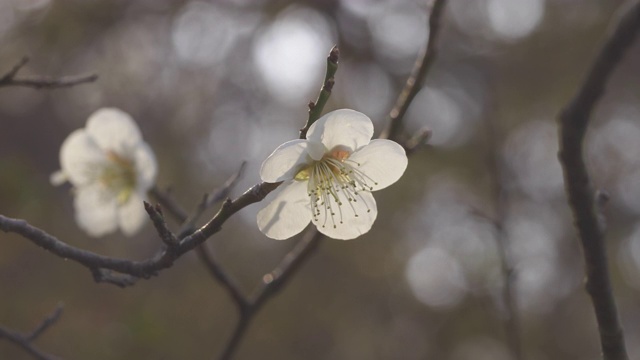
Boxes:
[312,190,377,240]
[85,108,142,155]
[306,140,327,161]
[133,142,157,191]
[60,129,107,186]
[306,109,374,153]
[260,140,311,183]
[50,170,68,186]
[348,139,408,191]
[74,184,118,237]
[257,180,312,240]
[117,193,148,236]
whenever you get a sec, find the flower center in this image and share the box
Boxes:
[294,148,378,229]
[100,151,137,204]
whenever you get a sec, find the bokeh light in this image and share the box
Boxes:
[253,6,335,104]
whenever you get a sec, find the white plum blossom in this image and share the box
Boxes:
[257,109,408,240]
[51,108,157,237]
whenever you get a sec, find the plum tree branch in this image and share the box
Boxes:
[0,180,279,287]
[151,162,249,309]
[557,2,640,359]
[0,56,97,89]
[299,46,339,139]
[380,0,447,140]
[483,105,522,360]
[0,304,63,360]
[217,229,324,360]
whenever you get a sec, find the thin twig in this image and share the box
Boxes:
[150,161,251,305]
[151,163,251,317]
[557,2,640,359]
[25,304,63,342]
[178,161,247,238]
[380,0,448,141]
[194,244,249,309]
[217,229,324,360]
[483,108,522,359]
[0,304,63,360]
[403,127,432,155]
[144,202,179,248]
[299,46,339,139]
[0,56,97,89]
[148,187,189,223]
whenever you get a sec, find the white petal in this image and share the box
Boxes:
[133,142,157,191]
[306,140,327,161]
[260,140,311,183]
[349,139,408,191]
[118,192,148,236]
[50,170,67,186]
[257,180,312,240]
[60,129,107,186]
[74,185,119,237]
[312,190,377,240]
[306,109,374,153]
[85,108,142,155]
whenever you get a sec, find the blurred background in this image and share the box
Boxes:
[1,0,640,359]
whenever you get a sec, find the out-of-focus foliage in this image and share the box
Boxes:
[1,0,639,359]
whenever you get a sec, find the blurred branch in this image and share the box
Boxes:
[403,127,432,155]
[218,229,324,360]
[148,186,189,224]
[483,110,522,359]
[0,56,97,89]
[380,0,447,141]
[557,2,640,360]
[0,304,63,360]
[299,46,339,139]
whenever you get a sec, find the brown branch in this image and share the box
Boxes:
[0,181,280,287]
[177,161,247,238]
[195,244,249,310]
[0,56,97,89]
[380,0,447,141]
[144,202,179,248]
[217,229,324,360]
[0,304,63,360]
[483,108,522,359]
[403,127,432,155]
[299,46,339,139]
[149,170,324,360]
[148,187,189,223]
[557,2,640,360]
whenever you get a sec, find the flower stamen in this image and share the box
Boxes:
[296,149,378,228]
[100,151,137,204]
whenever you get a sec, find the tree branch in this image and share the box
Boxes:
[299,46,339,139]
[0,181,279,286]
[557,2,640,359]
[217,229,324,360]
[483,106,522,359]
[380,0,448,140]
[0,304,63,360]
[0,56,97,89]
